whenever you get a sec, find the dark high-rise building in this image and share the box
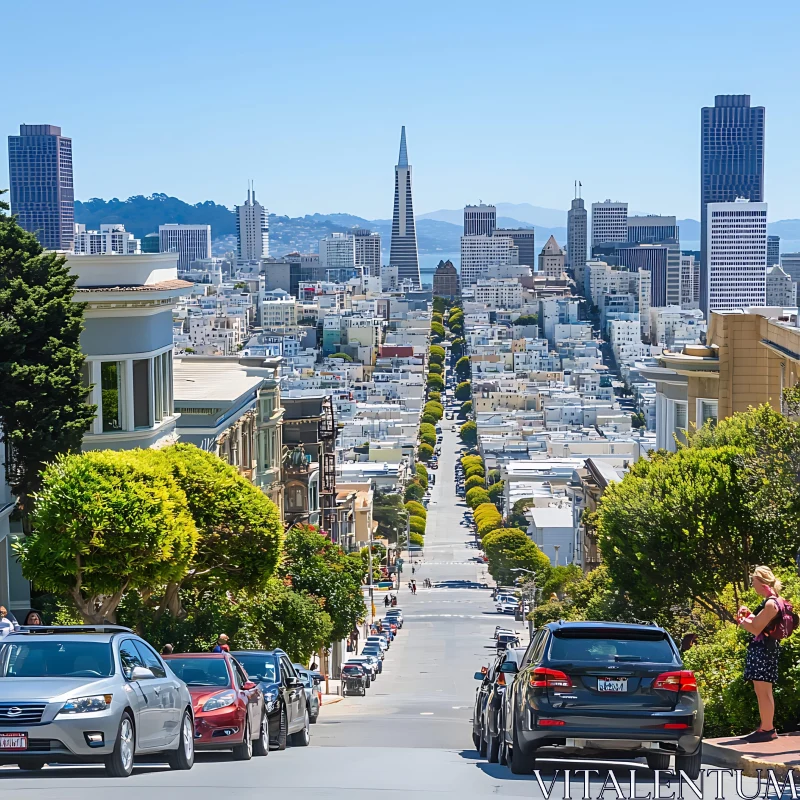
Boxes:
[700,95,765,314]
[389,126,421,287]
[432,259,460,299]
[8,124,74,251]
[494,228,535,268]
[767,235,780,267]
[464,204,496,236]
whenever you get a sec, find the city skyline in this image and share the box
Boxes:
[2,1,800,222]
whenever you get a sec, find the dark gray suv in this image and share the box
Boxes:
[503,621,703,778]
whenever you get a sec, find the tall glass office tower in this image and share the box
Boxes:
[700,95,765,315]
[8,124,74,251]
[389,127,421,288]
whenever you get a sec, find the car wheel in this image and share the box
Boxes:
[167,709,195,770]
[232,716,253,761]
[472,730,481,751]
[499,737,509,766]
[478,726,488,758]
[253,712,269,757]
[105,712,136,778]
[486,727,500,763]
[646,753,671,771]
[310,706,319,724]
[289,710,310,747]
[509,720,536,775]
[16,759,44,771]
[676,747,702,780]
[274,706,288,750]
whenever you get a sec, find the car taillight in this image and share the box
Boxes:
[653,670,697,692]
[529,667,573,689]
[497,673,506,686]
[662,723,689,729]
[538,719,565,726]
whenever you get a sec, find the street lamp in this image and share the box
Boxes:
[510,567,539,642]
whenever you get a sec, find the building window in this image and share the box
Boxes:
[674,401,687,435]
[698,399,718,428]
[133,359,150,429]
[101,361,122,432]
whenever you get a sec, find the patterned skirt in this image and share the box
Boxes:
[744,639,779,684]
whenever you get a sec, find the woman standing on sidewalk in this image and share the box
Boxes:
[737,566,782,742]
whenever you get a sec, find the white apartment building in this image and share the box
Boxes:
[159,224,212,271]
[319,233,356,277]
[261,295,297,328]
[680,254,700,308]
[609,319,643,363]
[464,204,496,236]
[705,200,767,314]
[591,200,628,246]
[766,265,795,307]
[73,223,140,255]
[235,186,269,261]
[460,234,518,286]
[648,306,705,347]
[353,229,381,277]
[474,278,524,309]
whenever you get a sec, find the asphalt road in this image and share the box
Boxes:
[0,417,760,798]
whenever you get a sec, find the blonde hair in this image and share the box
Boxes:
[752,566,782,594]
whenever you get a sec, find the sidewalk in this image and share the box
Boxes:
[321,678,343,705]
[704,732,800,778]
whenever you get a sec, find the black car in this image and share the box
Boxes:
[482,647,526,763]
[341,663,367,696]
[232,649,310,749]
[472,651,506,754]
[503,621,703,777]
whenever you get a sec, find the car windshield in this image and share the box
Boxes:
[167,657,231,687]
[0,640,113,678]
[342,665,363,675]
[296,671,312,688]
[234,655,278,683]
[550,634,675,663]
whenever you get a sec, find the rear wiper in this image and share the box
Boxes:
[614,655,641,661]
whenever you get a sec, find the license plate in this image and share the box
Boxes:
[598,678,628,693]
[0,734,27,751]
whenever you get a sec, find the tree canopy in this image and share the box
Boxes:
[329,352,353,362]
[460,421,477,446]
[466,486,491,508]
[455,381,472,401]
[482,528,550,585]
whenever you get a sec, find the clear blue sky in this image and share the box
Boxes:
[3,0,800,221]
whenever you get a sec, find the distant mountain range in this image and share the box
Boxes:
[75,194,800,257]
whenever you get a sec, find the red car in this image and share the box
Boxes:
[164,653,268,760]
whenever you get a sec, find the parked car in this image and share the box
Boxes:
[230,649,310,749]
[293,665,321,724]
[472,654,503,755]
[482,647,526,763]
[502,621,704,778]
[496,598,518,614]
[164,652,267,761]
[0,625,195,777]
[346,656,379,682]
[365,635,389,651]
[385,609,403,627]
[361,644,384,661]
[341,664,367,697]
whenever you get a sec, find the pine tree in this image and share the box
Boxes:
[0,190,96,520]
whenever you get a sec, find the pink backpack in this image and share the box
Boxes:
[766,597,800,641]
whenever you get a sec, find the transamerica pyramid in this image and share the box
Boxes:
[389,126,421,288]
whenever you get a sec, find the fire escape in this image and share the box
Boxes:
[319,396,338,540]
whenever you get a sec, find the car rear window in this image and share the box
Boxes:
[549,632,676,663]
[0,641,113,678]
[167,657,231,687]
[235,655,278,683]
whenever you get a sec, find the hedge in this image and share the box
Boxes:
[409,515,427,535]
[417,443,434,462]
[465,475,486,491]
[409,533,425,547]
[405,501,427,519]
[466,487,491,509]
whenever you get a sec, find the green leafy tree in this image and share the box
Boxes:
[474,504,503,537]
[460,420,478,446]
[424,401,444,419]
[404,481,425,502]
[433,296,446,314]
[455,356,471,380]
[429,362,443,375]
[464,464,484,480]
[329,352,353,362]
[631,411,646,429]
[513,313,538,326]
[482,528,550,585]
[419,427,436,448]
[427,373,444,392]
[509,498,535,529]
[405,501,426,519]
[488,480,505,508]
[428,391,442,404]
[459,400,473,420]
[409,532,425,547]
[488,469,501,483]
[151,444,283,614]
[409,515,426,535]
[466,486,491,509]
[429,345,445,363]
[19,451,197,623]
[465,474,486,491]
[415,463,429,488]
[431,321,445,340]
[450,338,464,359]
[280,524,366,641]
[421,413,438,426]
[0,191,96,520]
[455,381,472,401]
[374,492,408,542]
[417,443,434,462]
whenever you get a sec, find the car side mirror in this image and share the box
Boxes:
[130,666,156,681]
[243,680,256,690]
[288,676,303,688]
[500,662,518,673]
[474,671,487,680]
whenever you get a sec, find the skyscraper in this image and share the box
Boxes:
[700,95,765,315]
[460,235,518,286]
[591,200,628,249]
[159,224,212,271]
[235,184,269,261]
[353,229,382,277]
[8,124,74,251]
[767,235,780,267]
[706,199,767,313]
[319,232,357,282]
[566,196,587,278]
[493,228,535,267]
[627,216,681,306]
[389,127,421,287]
[464,204,496,236]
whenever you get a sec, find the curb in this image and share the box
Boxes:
[703,741,794,779]
[321,695,343,706]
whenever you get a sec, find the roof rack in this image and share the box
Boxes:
[12,625,133,635]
